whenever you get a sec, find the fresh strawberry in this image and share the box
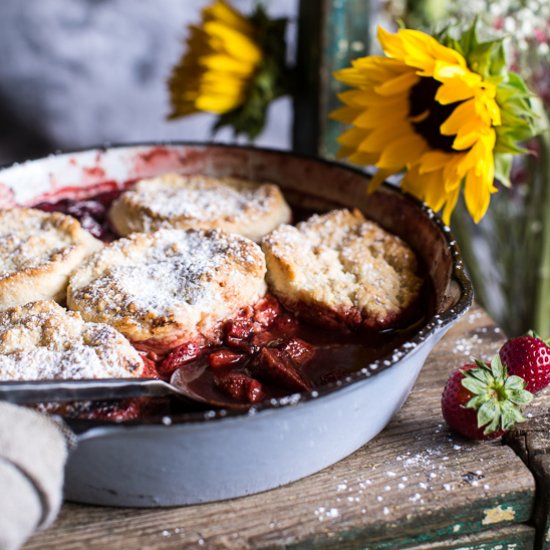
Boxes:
[499,333,550,393]
[441,355,533,440]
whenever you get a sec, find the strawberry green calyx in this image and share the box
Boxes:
[461,355,533,435]
[526,329,550,347]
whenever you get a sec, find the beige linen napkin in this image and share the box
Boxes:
[0,402,69,550]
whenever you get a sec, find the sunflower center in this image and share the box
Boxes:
[408,78,460,153]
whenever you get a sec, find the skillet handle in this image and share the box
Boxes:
[0,378,174,404]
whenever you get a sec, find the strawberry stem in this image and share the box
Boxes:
[462,355,533,435]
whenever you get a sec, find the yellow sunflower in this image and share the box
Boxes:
[168,0,289,139]
[332,25,537,224]
[168,0,261,117]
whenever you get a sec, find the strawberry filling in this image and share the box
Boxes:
[32,185,432,418]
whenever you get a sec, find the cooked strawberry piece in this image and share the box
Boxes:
[273,313,299,335]
[159,342,203,377]
[209,349,246,369]
[224,336,258,353]
[224,318,254,340]
[214,372,264,403]
[251,331,280,347]
[256,347,312,392]
[141,355,160,378]
[253,295,282,327]
[282,338,315,366]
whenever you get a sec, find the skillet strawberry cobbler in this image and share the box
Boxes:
[0,173,426,418]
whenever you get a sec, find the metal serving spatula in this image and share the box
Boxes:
[0,366,248,410]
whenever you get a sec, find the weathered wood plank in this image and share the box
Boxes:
[506,412,550,550]
[24,306,537,549]
[406,524,535,549]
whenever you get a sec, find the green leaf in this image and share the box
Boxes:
[507,388,533,405]
[465,395,488,409]
[504,375,526,391]
[484,414,501,435]
[468,366,493,385]
[500,401,521,430]
[462,377,489,395]
[477,400,499,428]
[490,354,506,382]
[500,401,526,430]
[494,153,513,187]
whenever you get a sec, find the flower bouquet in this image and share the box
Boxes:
[331,21,542,336]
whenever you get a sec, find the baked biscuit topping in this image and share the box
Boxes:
[108,173,291,240]
[67,228,267,352]
[0,301,144,380]
[0,208,102,308]
[261,209,423,329]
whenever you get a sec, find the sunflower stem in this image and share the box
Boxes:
[534,106,550,336]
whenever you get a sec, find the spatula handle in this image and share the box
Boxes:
[0,379,173,404]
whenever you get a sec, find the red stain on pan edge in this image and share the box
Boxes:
[27,181,121,205]
[133,146,187,175]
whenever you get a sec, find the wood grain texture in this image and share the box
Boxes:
[25,306,538,549]
[507,413,550,549]
[407,524,534,549]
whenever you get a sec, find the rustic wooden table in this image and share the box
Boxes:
[25,305,550,549]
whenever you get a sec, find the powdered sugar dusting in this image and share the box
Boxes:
[72,229,265,317]
[68,228,267,346]
[130,174,273,221]
[261,209,422,324]
[0,208,77,279]
[0,301,143,380]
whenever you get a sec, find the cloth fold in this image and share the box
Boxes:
[0,403,69,550]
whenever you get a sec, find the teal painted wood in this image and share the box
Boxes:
[292,0,369,157]
[320,0,370,158]
[290,492,534,549]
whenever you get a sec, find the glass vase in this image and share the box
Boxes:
[451,129,550,337]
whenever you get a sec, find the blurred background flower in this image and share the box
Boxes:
[168,0,291,139]
[0,0,296,163]
[168,1,262,118]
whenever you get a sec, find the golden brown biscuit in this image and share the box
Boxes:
[67,228,267,353]
[108,173,291,240]
[261,209,422,330]
[0,300,144,380]
[0,208,102,309]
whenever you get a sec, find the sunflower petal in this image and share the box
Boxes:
[204,21,261,63]
[374,70,419,96]
[368,169,396,193]
[377,26,407,60]
[464,169,491,223]
[337,127,369,149]
[440,99,477,136]
[202,0,254,35]
[330,105,363,124]
[417,151,452,174]
[442,186,461,225]
[377,134,427,170]
[353,102,409,129]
